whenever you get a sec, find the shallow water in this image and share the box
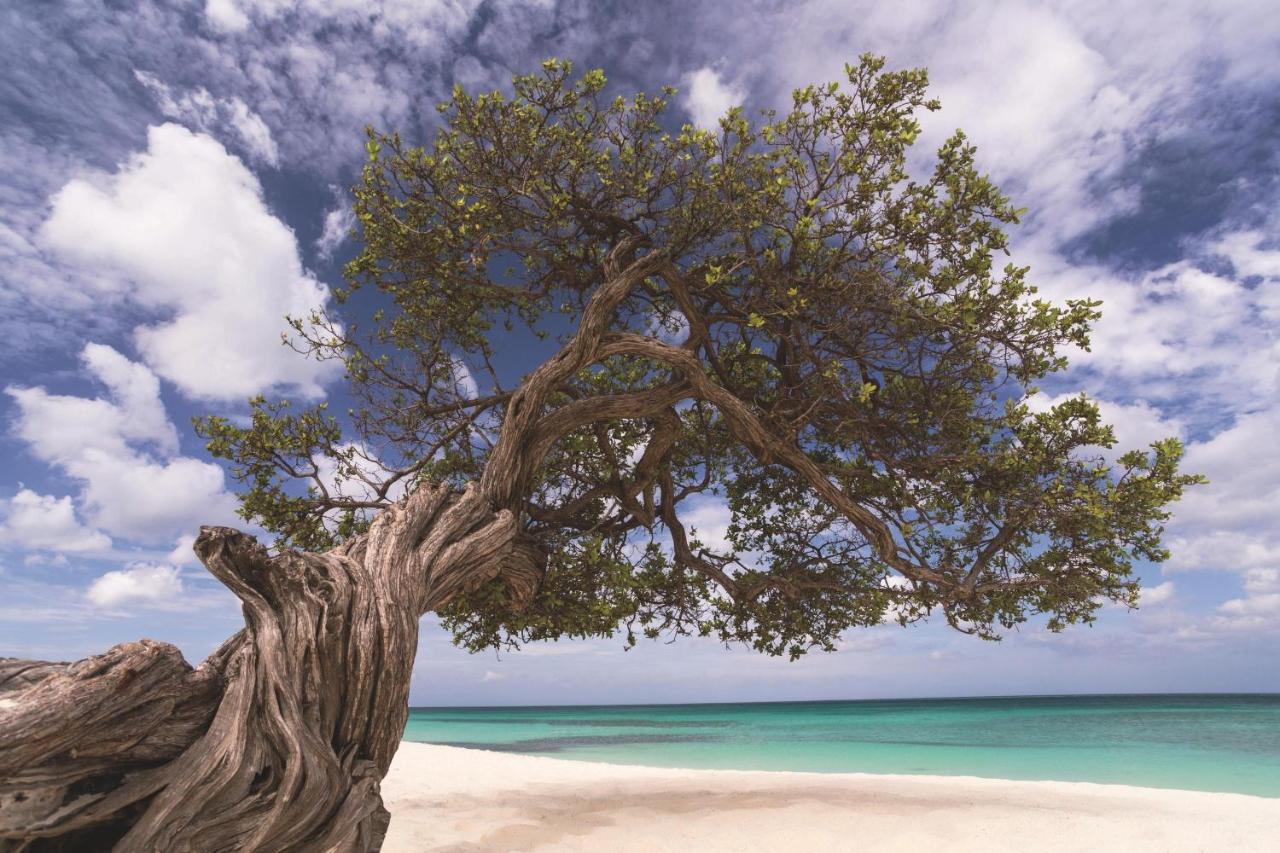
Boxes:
[403,694,1280,797]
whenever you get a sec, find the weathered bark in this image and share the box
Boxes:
[0,482,536,852]
[0,640,230,851]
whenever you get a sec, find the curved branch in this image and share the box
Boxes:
[658,470,740,598]
[480,238,664,508]
[527,403,685,531]
[596,332,952,589]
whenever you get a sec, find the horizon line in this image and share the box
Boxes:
[408,690,1280,711]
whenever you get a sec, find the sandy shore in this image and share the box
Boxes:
[382,742,1280,852]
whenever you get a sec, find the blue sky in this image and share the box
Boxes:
[1,0,1277,706]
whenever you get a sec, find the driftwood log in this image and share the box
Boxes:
[0,482,543,852]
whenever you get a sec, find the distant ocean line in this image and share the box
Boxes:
[402,693,1280,797]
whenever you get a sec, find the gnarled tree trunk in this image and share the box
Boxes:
[0,482,540,852]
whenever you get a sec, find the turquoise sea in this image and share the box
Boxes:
[404,694,1280,797]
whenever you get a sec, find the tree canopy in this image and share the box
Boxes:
[196,55,1201,660]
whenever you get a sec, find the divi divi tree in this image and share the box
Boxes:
[0,56,1200,851]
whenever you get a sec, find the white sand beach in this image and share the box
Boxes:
[382,742,1280,852]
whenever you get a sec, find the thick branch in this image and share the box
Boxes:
[480,237,664,508]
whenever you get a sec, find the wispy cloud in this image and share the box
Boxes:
[134,70,280,167]
[315,187,356,260]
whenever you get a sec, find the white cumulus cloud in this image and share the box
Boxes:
[0,489,112,553]
[6,344,239,544]
[39,123,340,401]
[1210,569,1280,634]
[682,67,745,130]
[1140,581,1176,606]
[87,563,184,609]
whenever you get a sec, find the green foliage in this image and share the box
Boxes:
[200,55,1201,659]
[195,398,352,550]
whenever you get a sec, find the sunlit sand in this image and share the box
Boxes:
[383,742,1280,852]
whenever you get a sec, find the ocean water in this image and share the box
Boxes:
[403,694,1280,797]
